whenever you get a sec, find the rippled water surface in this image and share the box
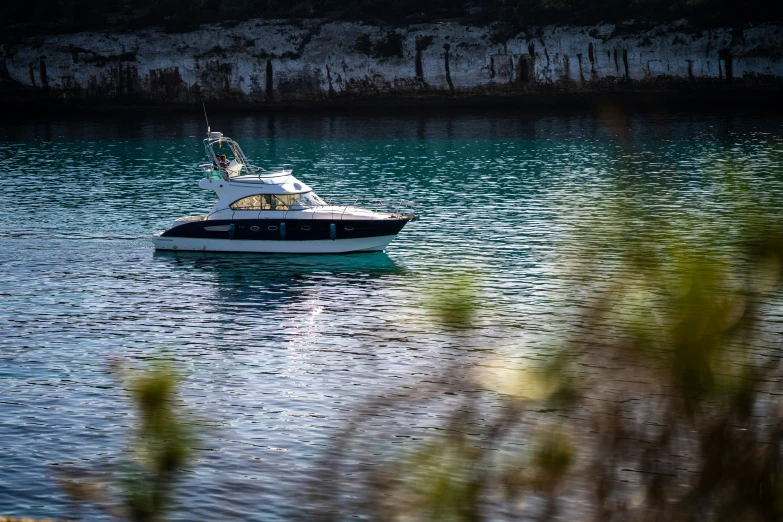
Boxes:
[1,110,782,520]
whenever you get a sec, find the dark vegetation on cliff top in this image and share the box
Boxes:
[1,0,779,41]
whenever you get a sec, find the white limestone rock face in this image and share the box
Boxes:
[2,20,781,103]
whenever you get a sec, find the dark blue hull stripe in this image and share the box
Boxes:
[161,218,409,241]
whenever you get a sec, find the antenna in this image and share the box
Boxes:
[202,101,210,136]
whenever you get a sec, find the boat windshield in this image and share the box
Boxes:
[295,192,326,207]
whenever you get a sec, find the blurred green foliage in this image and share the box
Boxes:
[311,138,783,521]
[424,270,481,330]
[121,363,193,521]
[59,360,195,522]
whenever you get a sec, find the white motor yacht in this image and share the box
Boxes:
[152,130,415,253]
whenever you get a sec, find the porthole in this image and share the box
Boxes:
[250,226,260,231]
[268,225,278,231]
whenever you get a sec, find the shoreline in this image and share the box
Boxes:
[2,89,783,120]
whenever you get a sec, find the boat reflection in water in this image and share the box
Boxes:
[153,249,406,319]
[153,250,404,277]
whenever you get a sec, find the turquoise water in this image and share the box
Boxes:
[1,111,782,520]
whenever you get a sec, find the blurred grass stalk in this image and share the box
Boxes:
[58,360,194,522]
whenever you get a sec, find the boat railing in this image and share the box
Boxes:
[313,197,419,220]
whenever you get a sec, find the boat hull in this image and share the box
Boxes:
[152,217,410,254]
[152,234,398,253]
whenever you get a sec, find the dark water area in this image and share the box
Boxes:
[1,109,783,520]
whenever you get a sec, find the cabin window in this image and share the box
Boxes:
[275,194,298,208]
[230,195,274,210]
[229,192,326,211]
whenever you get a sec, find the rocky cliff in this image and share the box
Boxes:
[2,20,782,106]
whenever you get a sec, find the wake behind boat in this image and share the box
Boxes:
[152,130,416,253]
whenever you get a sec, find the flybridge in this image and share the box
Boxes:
[202,131,265,180]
